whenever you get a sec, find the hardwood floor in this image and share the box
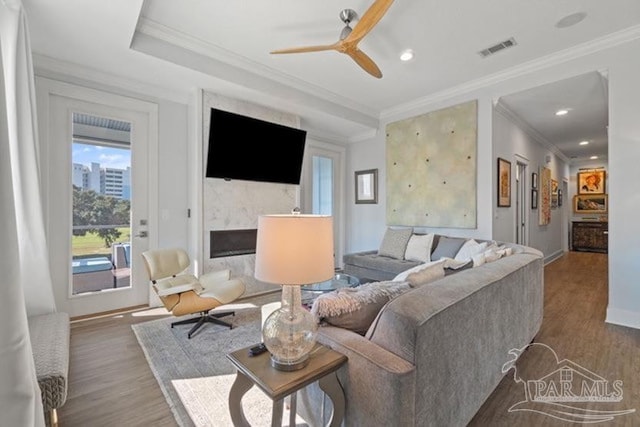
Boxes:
[470,251,640,426]
[59,252,639,426]
[59,309,178,426]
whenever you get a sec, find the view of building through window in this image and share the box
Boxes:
[71,114,132,295]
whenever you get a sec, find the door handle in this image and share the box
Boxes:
[135,231,148,238]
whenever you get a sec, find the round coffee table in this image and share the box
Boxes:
[301,273,360,293]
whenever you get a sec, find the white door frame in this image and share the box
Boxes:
[36,77,158,317]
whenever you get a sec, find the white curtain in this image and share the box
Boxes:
[1,0,56,425]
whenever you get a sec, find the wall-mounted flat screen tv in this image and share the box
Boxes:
[206,108,307,185]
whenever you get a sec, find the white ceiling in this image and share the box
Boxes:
[24,0,640,160]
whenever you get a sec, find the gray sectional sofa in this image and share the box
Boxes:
[299,241,544,426]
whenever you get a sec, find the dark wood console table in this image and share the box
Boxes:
[572,221,608,253]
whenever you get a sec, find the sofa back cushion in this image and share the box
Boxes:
[431,236,467,260]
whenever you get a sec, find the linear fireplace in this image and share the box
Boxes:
[210,229,257,258]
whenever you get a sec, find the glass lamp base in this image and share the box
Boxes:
[270,354,309,371]
[262,285,317,372]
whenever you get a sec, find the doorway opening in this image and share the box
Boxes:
[515,161,528,245]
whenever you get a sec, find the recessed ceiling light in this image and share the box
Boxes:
[400,49,414,61]
[556,12,587,29]
[579,141,589,145]
[555,109,569,116]
[590,156,598,160]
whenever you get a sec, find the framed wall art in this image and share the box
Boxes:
[385,99,477,227]
[355,169,378,204]
[531,189,538,209]
[539,167,551,225]
[551,179,559,209]
[497,158,511,207]
[577,170,606,194]
[574,194,607,214]
[531,172,538,190]
[558,189,563,207]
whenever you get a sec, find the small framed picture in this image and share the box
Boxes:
[577,170,605,195]
[497,158,511,207]
[355,169,378,204]
[558,189,563,207]
[531,172,538,190]
[531,189,538,209]
[574,194,607,214]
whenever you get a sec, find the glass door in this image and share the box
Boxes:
[301,144,344,268]
[45,89,155,317]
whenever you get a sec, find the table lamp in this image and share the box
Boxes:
[255,213,334,371]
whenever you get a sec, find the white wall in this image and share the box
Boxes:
[607,46,640,329]
[492,107,568,261]
[344,37,640,329]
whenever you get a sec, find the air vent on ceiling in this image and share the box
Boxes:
[478,37,517,58]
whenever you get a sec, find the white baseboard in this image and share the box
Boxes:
[543,249,565,265]
[606,307,640,330]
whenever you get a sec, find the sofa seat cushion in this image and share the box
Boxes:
[311,281,411,335]
[343,251,421,275]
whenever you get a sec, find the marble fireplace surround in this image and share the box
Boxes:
[202,91,301,296]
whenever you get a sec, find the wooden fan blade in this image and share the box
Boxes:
[345,0,394,44]
[270,43,338,54]
[345,48,382,78]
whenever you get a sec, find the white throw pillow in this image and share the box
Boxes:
[404,234,434,263]
[484,246,505,263]
[393,259,446,282]
[472,252,486,267]
[442,257,472,270]
[454,239,488,262]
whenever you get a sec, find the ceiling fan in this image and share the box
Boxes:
[270,0,395,79]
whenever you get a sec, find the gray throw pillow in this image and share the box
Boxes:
[311,281,411,335]
[377,227,413,259]
[431,236,467,260]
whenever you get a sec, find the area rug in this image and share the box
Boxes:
[132,293,308,427]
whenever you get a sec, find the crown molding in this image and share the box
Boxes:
[494,101,570,163]
[348,128,378,143]
[381,25,640,121]
[305,128,350,145]
[33,54,191,105]
[135,18,379,118]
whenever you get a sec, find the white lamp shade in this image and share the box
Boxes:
[255,214,334,285]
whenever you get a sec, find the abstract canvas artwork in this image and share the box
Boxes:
[539,167,551,225]
[385,100,477,228]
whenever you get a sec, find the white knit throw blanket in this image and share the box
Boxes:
[311,280,411,318]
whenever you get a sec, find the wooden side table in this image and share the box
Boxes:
[227,343,347,427]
